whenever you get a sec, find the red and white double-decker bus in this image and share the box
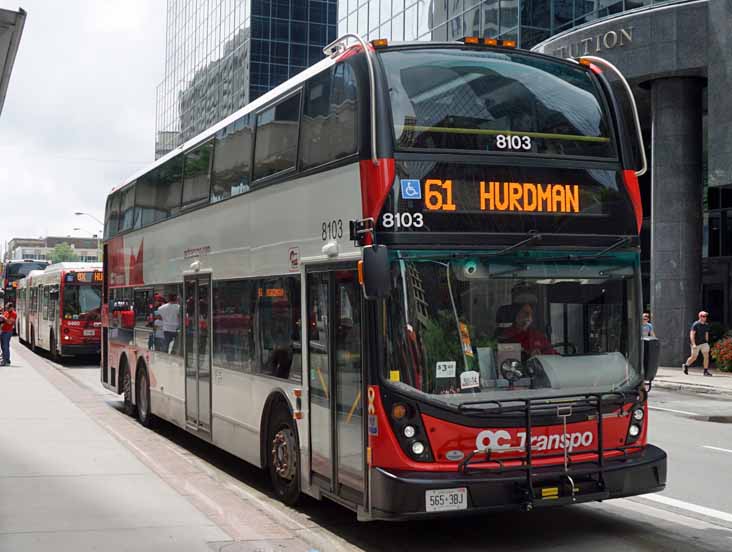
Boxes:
[100,36,665,520]
[17,262,103,359]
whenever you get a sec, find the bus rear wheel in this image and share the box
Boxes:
[121,361,136,417]
[267,407,300,506]
[136,365,154,428]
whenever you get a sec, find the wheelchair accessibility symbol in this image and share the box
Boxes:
[400,179,422,200]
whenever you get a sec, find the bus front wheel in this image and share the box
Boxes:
[267,407,301,506]
[50,332,59,362]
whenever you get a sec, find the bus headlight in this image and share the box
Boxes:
[403,425,416,438]
[632,408,644,422]
[628,424,640,437]
[411,441,425,455]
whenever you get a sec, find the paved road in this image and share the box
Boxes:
[41,354,732,551]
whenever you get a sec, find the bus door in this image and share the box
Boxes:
[184,275,212,434]
[306,268,364,503]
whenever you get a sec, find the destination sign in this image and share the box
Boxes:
[376,162,638,240]
[423,179,580,214]
[66,272,103,283]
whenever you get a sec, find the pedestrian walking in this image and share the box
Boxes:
[642,312,656,337]
[0,302,18,365]
[683,310,712,376]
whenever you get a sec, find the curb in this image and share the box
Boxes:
[652,379,732,398]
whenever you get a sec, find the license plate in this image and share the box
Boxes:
[83,330,96,336]
[425,487,468,512]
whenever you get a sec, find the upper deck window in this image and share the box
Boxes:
[300,63,358,170]
[379,48,615,159]
[182,142,213,209]
[212,114,253,202]
[253,91,301,181]
[118,184,136,233]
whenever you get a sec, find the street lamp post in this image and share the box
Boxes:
[74,212,103,225]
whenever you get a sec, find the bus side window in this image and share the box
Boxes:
[256,276,301,382]
[253,91,301,181]
[104,192,121,239]
[300,62,358,171]
[48,286,59,321]
[182,141,213,210]
[41,286,49,321]
[118,184,137,233]
[212,279,255,372]
[211,115,253,203]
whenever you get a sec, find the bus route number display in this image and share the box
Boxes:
[421,179,580,214]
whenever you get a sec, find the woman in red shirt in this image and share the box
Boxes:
[0,302,18,365]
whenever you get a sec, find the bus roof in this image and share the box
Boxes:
[44,262,102,274]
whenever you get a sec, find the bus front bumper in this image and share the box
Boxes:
[61,343,101,356]
[365,444,666,521]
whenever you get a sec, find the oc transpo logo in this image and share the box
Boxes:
[475,429,594,452]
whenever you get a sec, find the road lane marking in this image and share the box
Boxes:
[648,405,700,416]
[612,498,729,531]
[703,445,732,454]
[641,494,732,524]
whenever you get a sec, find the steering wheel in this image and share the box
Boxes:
[552,341,577,355]
[500,359,524,382]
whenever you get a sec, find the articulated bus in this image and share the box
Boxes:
[2,259,50,307]
[101,35,665,520]
[17,262,103,359]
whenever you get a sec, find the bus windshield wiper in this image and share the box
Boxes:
[532,237,631,263]
[495,231,542,256]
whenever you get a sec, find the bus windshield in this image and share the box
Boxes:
[63,284,102,320]
[5,261,49,280]
[384,251,640,406]
[379,48,615,158]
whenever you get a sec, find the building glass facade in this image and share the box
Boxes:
[337,0,673,49]
[156,0,337,159]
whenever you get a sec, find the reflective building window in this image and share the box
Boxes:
[336,0,676,62]
[155,0,337,159]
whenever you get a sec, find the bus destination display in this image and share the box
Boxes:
[409,179,580,215]
[65,272,103,283]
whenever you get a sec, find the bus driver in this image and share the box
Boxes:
[500,303,556,358]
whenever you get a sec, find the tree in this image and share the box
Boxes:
[50,243,79,263]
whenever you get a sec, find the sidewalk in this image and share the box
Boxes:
[0,341,230,551]
[0,341,332,552]
[653,365,732,397]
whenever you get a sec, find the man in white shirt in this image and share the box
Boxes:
[157,294,180,354]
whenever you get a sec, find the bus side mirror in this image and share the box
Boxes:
[642,336,660,382]
[361,245,391,299]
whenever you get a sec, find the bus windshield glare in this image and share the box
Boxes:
[384,251,640,406]
[63,284,102,319]
[379,48,615,158]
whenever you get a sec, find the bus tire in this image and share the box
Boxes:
[30,328,36,353]
[121,358,136,417]
[267,406,301,506]
[136,363,154,428]
[50,332,59,363]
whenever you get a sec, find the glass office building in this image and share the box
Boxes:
[336,0,672,49]
[156,0,337,158]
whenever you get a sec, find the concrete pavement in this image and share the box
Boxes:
[654,365,732,397]
[0,340,320,552]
